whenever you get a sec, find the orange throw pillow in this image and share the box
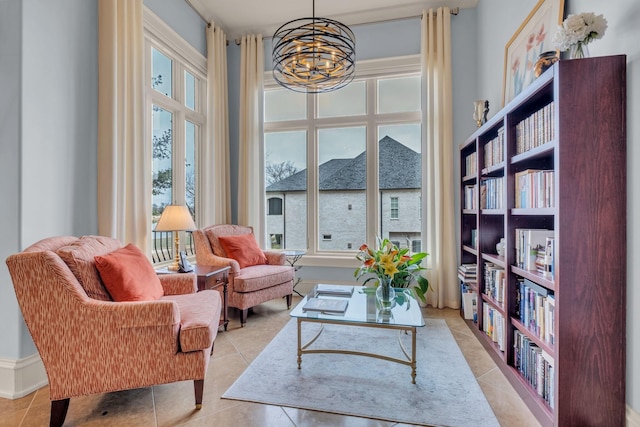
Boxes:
[218,233,267,268]
[94,244,164,302]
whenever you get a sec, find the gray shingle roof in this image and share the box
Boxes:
[266,136,421,192]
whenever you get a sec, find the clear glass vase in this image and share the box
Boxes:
[376,277,396,310]
[569,42,589,59]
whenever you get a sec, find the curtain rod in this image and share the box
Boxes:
[185,1,460,46]
[184,0,208,23]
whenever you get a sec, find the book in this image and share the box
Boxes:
[314,284,354,297]
[302,298,349,314]
[462,292,477,320]
[515,229,554,270]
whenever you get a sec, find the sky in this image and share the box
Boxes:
[264,75,421,171]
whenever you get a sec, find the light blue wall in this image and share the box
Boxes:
[0,0,25,361]
[0,0,98,360]
[143,0,207,56]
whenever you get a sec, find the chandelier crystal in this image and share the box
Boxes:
[272,0,355,93]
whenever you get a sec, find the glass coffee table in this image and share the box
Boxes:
[289,285,425,383]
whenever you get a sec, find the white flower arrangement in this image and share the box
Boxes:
[553,12,608,51]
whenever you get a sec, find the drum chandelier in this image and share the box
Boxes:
[272,0,356,93]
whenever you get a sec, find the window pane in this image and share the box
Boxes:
[185,71,195,110]
[317,81,366,118]
[377,76,420,114]
[152,105,173,223]
[378,123,421,251]
[152,48,172,98]
[264,130,307,249]
[264,88,306,122]
[390,197,399,219]
[185,121,196,217]
[318,127,366,251]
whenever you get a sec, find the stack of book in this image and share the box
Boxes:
[458,264,477,285]
[312,284,354,297]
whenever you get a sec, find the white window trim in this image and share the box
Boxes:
[144,6,207,225]
[264,55,421,266]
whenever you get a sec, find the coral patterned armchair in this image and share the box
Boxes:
[193,225,294,325]
[5,235,221,427]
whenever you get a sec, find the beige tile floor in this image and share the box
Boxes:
[0,297,541,427]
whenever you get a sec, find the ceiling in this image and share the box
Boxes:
[187,0,478,39]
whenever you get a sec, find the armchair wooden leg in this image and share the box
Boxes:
[194,379,204,410]
[50,398,70,427]
[240,309,248,326]
[286,294,292,309]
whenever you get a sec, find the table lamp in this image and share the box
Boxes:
[154,204,197,271]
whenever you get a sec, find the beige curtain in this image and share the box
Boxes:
[421,8,459,309]
[202,23,231,226]
[97,0,149,252]
[238,34,265,245]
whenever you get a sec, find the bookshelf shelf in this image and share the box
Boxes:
[458,56,626,426]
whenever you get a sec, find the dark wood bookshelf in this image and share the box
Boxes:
[458,55,626,427]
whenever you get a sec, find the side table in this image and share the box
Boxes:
[283,250,306,297]
[194,265,230,331]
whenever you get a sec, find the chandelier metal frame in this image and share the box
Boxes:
[272,0,356,93]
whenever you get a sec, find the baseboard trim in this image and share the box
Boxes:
[0,353,48,399]
[628,404,640,427]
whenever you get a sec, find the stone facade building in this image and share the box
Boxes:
[266,136,422,252]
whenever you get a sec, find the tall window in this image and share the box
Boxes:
[145,12,206,256]
[264,58,422,256]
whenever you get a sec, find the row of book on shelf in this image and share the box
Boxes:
[480,176,504,209]
[484,262,505,305]
[516,278,555,345]
[464,151,477,177]
[483,304,505,351]
[515,169,555,209]
[464,169,555,210]
[515,229,554,278]
[483,127,504,169]
[514,330,555,409]
[515,101,555,155]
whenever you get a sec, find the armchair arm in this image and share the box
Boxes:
[158,273,197,295]
[196,251,240,273]
[264,250,286,265]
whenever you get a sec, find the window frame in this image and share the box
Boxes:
[144,9,206,220]
[390,196,399,220]
[264,55,422,267]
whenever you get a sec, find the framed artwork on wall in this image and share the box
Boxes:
[502,0,565,106]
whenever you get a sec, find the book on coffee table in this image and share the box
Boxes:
[314,284,354,297]
[302,297,349,314]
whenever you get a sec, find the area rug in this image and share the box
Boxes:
[222,318,499,427]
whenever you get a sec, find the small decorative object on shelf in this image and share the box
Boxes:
[473,100,487,127]
[553,12,608,59]
[534,51,559,78]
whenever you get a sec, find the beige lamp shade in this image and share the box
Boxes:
[154,205,196,232]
